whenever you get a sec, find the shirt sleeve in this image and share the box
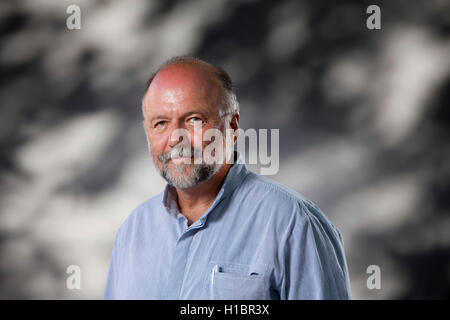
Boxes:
[279,201,352,300]
[103,232,121,300]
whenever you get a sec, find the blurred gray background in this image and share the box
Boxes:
[0,0,449,299]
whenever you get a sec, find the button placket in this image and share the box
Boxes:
[165,221,206,299]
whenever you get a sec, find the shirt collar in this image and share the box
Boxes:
[162,151,249,223]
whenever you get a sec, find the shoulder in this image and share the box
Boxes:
[240,171,321,217]
[240,171,340,236]
[243,171,311,204]
[115,191,164,242]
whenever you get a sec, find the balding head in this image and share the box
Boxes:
[142,56,239,121]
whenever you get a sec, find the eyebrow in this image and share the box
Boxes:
[149,110,208,123]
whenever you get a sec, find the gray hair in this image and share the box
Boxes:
[141,55,239,121]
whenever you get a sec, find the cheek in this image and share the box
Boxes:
[191,126,221,149]
[188,128,204,149]
[200,129,226,149]
[148,134,166,156]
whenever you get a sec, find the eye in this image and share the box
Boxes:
[188,117,203,125]
[154,121,167,128]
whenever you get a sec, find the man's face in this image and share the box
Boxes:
[143,63,229,189]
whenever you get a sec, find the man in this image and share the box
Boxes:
[104,56,351,299]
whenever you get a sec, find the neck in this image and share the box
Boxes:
[175,163,232,226]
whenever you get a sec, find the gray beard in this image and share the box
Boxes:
[150,138,226,189]
[159,161,222,189]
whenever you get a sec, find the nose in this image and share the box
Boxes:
[167,123,190,148]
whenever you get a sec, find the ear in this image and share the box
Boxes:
[229,113,240,143]
[229,113,240,130]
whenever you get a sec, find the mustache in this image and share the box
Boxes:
[158,144,203,164]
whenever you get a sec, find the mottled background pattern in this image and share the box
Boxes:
[0,0,449,299]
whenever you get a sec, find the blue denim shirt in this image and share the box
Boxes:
[104,153,351,299]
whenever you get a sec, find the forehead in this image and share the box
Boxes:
[144,63,222,116]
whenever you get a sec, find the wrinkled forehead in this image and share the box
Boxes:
[144,63,224,114]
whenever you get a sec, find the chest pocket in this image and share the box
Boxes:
[208,261,271,300]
